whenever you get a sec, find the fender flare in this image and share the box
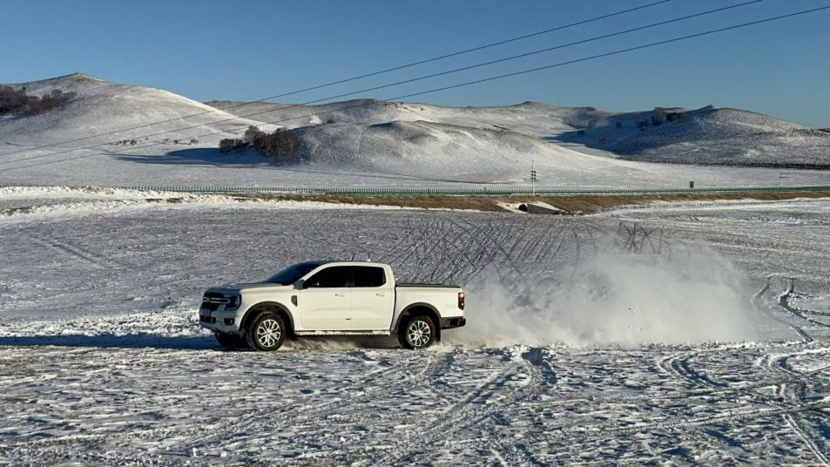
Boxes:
[241,301,296,335]
[393,302,441,337]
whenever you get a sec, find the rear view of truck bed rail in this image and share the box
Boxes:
[396,283,461,288]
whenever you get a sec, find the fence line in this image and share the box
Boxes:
[3,183,830,196]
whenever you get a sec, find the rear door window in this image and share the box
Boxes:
[305,266,351,288]
[352,266,386,288]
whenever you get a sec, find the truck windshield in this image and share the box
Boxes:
[265,262,327,285]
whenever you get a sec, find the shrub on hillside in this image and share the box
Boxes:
[0,86,76,116]
[0,86,29,115]
[219,138,246,153]
[220,127,299,160]
[651,107,666,126]
[244,125,265,144]
[30,89,77,114]
[666,112,685,123]
[252,128,298,160]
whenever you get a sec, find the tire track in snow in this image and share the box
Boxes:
[753,277,813,343]
[456,399,830,448]
[174,350,450,458]
[173,351,434,455]
[657,351,727,389]
[27,231,123,271]
[755,276,830,464]
[10,351,429,457]
[784,414,830,466]
[358,347,549,467]
[761,346,830,466]
[779,278,830,329]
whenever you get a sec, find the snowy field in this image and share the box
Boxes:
[1,191,829,465]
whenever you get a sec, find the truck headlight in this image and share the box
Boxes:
[226,294,241,310]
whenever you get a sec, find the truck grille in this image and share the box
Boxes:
[202,292,229,312]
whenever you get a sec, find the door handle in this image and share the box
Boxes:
[335,293,346,298]
[376,293,386,297]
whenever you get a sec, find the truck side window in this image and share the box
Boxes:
[305,266,350,288]
[352,266,386,288]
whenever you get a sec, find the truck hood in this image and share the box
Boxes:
[209,282,292,294]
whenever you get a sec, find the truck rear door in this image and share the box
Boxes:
[349,265,394,330]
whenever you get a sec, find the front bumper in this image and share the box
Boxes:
[440,317,467,329]
[199,306,244,335]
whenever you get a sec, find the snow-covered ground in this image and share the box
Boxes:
[0,191,829,465]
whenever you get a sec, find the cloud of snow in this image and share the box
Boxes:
[448,247,765,347]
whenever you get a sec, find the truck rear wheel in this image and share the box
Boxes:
[245,312,286,352]
[399,315,436,350]
[215,332,248,350]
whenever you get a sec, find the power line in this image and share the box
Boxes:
[2,5,828,174]
[0,0,674,159]
[0,0,764,168]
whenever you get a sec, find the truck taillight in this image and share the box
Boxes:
[458,292,466,310]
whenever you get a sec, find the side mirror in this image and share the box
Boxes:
[294,280,305,290]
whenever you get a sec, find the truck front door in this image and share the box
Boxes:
[299,266,351,331]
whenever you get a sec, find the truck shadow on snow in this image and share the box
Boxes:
[0,334,401,351]
[0,334,217,350]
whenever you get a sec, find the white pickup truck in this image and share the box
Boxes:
[199,261,466,351]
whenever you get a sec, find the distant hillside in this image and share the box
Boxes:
[1,74,827,189]
[290,119,613,180]
[0,73,268,150]
[209,99,830,169]
[601,107,830,169]
[205,99,632,138]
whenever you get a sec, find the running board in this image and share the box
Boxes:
[294,330,392,337]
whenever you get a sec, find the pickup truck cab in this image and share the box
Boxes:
[199,261,466,351]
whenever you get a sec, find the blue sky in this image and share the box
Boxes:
[2,0,828,127]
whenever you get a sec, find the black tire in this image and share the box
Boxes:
[398,315,437,350]
[214,332,248,350]
[245,311,286,352]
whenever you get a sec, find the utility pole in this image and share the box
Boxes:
[530,160,537,196]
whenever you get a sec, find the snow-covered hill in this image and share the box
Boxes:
[0,73,269,150]
[206,99,632,137]
[210,98,830,169]
[1,74,828,188]
[603,107,830,168]
[292,119,617,181]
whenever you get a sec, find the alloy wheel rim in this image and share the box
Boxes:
[257,319,281,348]
[408,320,431,347]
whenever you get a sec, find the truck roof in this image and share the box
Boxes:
[308,261,388,267]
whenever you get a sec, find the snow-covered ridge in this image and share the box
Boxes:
[0,73,269,150]
[606,107,830,168]
[1,74,828,189]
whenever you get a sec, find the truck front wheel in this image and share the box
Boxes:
[245,312,286,352]
[399,315,437,350]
